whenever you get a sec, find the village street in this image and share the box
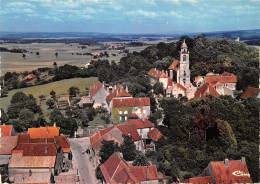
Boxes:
[69,137,98,184]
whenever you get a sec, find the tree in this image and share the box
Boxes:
[120,134,137,161]
[10,91,28,104]
[133,153,150,166]
[99,140,120,164]
[95,164,105,183]
[0,108,9,124]
[22,53,26,59]
[55,52,58,58]
[50,90,56,99]
[36,52,40,56]
[46,99,55,109]
[68,86,79,98]
[153,81,164,95]
[15,109,35,132]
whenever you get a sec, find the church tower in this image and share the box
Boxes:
[178,40,190,88]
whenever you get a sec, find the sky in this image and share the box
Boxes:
[0,0,259,34]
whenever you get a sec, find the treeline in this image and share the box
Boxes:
[155,95,259,182]
[0,47,27,53]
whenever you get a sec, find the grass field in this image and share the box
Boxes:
[0,77,98,118]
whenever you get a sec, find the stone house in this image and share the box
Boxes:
[182,157,253,184]
[89,81,109,108]
[0,136,18,165]
[111,97,150,123]
[8,143,64,182]
[100,152,159,184]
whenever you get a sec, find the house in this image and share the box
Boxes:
[106,85,132,114]
[8,143,64,182]
[194,72,237,98]
[181,176,213,184]
[13,171,54,184]
[100,152,158,184]
[240,87,260,99]
[92,52,101,56]
[111,97,150,123]
[19,74,36,82]
[182,157,253,184]
[166,83,186,98]
[0,125,16,137]
[168,60,179,81]
[77,96,93,108]
[89,81,109,108]
[147,69,173,89]
[90,124,141,168]
[18,131,72,163]
[194,83,220,100]
[0,136,18,165]
[28,127,60,138]
[125,118,154,139]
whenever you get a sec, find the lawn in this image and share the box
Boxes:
[0,77,98,119]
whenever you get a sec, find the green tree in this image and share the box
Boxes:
[153,81,164,95]
[68,86,80,98]
[99,140,120,164]
[0,108,9,124]
[50,90,56,99]
[120,134,137,161]
[15,109,35,132]
[133,153,150,166]
[95,164,105,183]
[46,99,55,109]
[10,91,28,104]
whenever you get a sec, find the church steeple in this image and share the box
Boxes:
[178,40,190,88]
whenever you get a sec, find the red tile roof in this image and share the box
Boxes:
[0,136,18,155]
[92,52,101,56]
[240,87,260,99]
[89,81,106,97]
[54,136,71,153]
[125,118,155,129]
[9,153,56,168]
[194,76,202,83]
[128,113,139,119]
[0,125,13,137]
[194,83,220,99]
[100,152,158,184]
[148,68,163,79]
[159,71,168,78]
[204,72,237,84]
[28,127,60,138]
[168,60,179,71]
[13,143,59,156]
[106,86,131,103]
[182,176,213,184]
[129,165,158,181]
[17,133,31,144]
[209,159,253,184]
[147,128,164,141]
[113,97,150,108]
[175,83,187,92]
[90,125,141,152]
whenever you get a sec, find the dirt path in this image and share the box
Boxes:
[69,137,98,184]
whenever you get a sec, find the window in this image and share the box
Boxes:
[124,111,128,114]
[119,116,122,120]
[183,55,186,61]
[119,111,122,114]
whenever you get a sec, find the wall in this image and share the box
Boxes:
[54,148,64,175]
[92,88,108,108]
[0,155,10,165]
[9,168,54,182]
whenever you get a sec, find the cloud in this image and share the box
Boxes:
[144,0,156,5]
[163,0,198,4]
[125,9,158,18]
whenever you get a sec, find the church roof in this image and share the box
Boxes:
[159,71,168,78]
[168,60,179,71]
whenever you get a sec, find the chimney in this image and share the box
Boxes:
[0,128,1,137]
[45,146,48,153]
[46,128,49,134]
[127,169,130,173]
[241,157,245,164]
[3,123,5,126]
[102,81,105,87]
[29,169,32,177]
[54,137,56,143]
[117,152,122,158]
[126,85,128,93]
[54,122,56,127]
[224,158,229,167]
[146,167,149,180]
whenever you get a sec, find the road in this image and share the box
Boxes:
[69,137,98,184]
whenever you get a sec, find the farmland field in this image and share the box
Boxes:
[0,42,149,74]
[0,77,98,119]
